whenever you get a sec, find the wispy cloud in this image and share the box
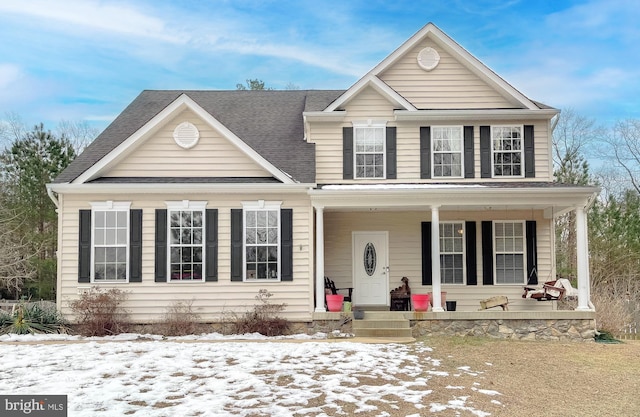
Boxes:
[0,1,186,43]
[0,64,22,90]
[0,0,637,130]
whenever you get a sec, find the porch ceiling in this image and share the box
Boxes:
[309,183,600,217]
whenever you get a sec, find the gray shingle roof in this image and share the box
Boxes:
[54,90,344,184]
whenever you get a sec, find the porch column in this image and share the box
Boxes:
[575,206,592,311]
[315,206,326,312]
[431,206,444,312]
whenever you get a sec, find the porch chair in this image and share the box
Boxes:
[324,277,353,302]
[522,278,576,301]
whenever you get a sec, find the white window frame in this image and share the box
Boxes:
[90,201,131,283]
[165,200,207,283]
[353,121,386,179]
[242,200,282,282]
[439,222,466,285]
[431,126,464,178]
[491,125,524,178]
[493,221,527,285]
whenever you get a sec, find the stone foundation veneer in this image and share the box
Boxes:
[312,310,597,341]
[409,311,596,341]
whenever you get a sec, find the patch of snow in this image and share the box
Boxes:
[0,333,501,416]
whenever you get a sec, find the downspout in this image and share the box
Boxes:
[550,113,560,133]
[46,184,59,209]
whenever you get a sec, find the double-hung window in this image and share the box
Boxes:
[354,123,385,179]
[440,222,465,284]
[492,126,523,177]
[167,201,206,281]
[494,221,525,284]
[432,126,463,178]
[243,202,281,280]
[91,201,130,282]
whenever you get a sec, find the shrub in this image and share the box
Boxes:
[69,288,129,336]
[0,301,68,335]
[592,288,633,336]
[229,289,290,336]
[156,300,201,336]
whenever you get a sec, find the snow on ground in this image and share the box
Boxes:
[0,333,501,416]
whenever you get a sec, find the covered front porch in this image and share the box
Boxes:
[310,183,599,317]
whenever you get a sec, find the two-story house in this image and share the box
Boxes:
[48,23,598,331]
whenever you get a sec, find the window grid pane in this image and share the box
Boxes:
[354,126,385,179]
[493,126,523,177]
[169,209,204,281]
[245,209,279,280]
[432,127,463,178]
[439,222,464,284]
[494,221,525,284]
[93,209,128,281]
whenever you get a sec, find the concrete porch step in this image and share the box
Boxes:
[352,313,412,338]
[352,326,413,338]
[352,319,410,329]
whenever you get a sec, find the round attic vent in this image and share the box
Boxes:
[173,121,200,149]
[417,47,440,71]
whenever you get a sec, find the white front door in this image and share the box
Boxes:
[353,231,389,306]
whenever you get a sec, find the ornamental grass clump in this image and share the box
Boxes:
[0,302,69,335]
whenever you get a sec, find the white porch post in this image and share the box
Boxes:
[431,206,444,312]
[314,206,326,312]
[575,206,592,311]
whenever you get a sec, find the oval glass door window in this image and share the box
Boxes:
[363,242,377,276]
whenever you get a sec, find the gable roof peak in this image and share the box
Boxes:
[327,22,541,112]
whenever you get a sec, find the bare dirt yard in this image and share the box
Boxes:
[422,336,640,417]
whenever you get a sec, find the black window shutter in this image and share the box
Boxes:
[386,127,397,179]
[78,209,91,283]
[154,209,167,283]
[481,221,494,285]
[343,127,353,180]
[230,209,243,281]
[205,209,218,282]
[526,220,538,285]
[129,209,143,283]
[480,126,491,178]
[465,221,477,285]
[421,221,432,285]
[280,209,293,281]
[524,125,535,178]
[464,126,475,178]
[420,127,431,179]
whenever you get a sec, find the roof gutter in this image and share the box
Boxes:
[394,108,559,122]
[48,182,317,194]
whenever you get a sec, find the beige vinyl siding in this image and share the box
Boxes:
[106,109,271,178]
[310,87,397,184]
[310,118,552,183]
[379,39,517,109]
[57,192,313,322]
[324,209,553,312]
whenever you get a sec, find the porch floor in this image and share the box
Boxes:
[314,309,595,321]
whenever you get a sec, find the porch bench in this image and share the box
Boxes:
[479,295,509,311]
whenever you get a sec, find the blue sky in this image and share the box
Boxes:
[0,0,638,133]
